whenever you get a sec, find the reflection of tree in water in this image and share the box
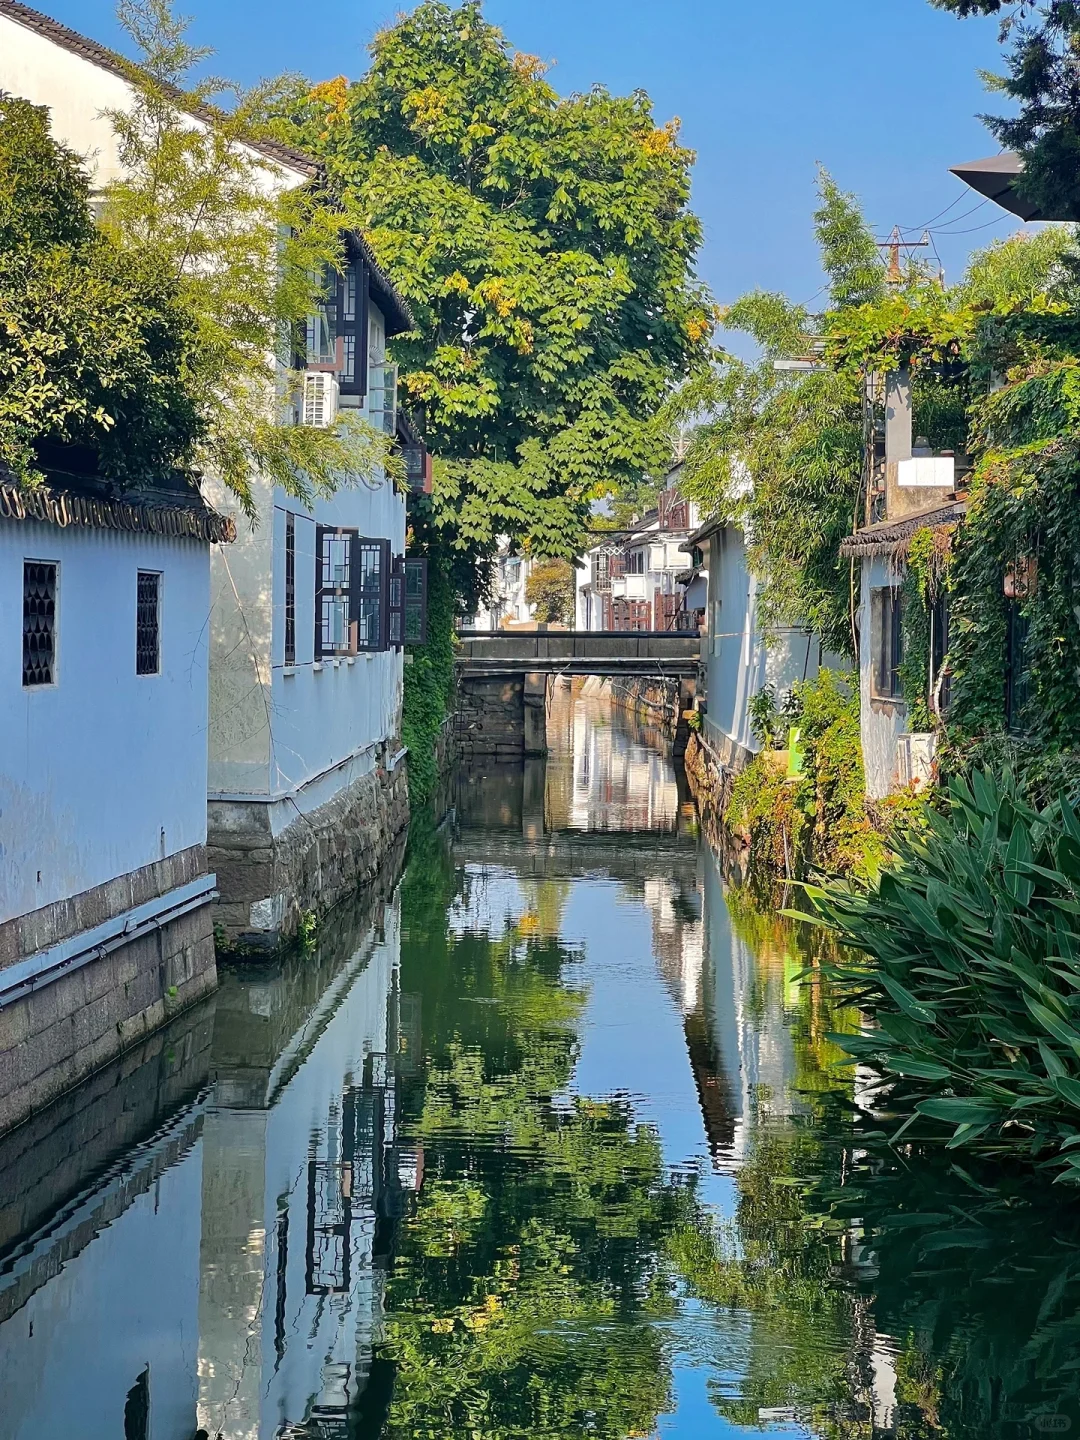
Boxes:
[383,823,693,1438]
[678,890,1080,1439]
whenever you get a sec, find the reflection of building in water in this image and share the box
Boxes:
[0,1007,212,1440]
[196,896,411,1440]
[565,697,680,833]
[644,875,704,1015]
[691,848,805,1168]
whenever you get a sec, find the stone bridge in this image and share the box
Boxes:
[454,630,700,760]
[456,629,700,677]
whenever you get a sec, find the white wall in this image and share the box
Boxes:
[206,293,407,805]
[0,11,309,194]
[0,521,211,924]
[704,525,831,759]
[859,556,908,800]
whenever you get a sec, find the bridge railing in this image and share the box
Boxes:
[454,629,700,673]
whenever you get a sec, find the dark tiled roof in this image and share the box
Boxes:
[0,0,318,176]
[0,474,235,543]
[840,499,967,558]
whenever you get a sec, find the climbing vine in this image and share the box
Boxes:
[897,525,954,735]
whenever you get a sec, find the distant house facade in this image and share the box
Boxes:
[576,466,703,633]
[840,366,966,798]
[465,548,537,629]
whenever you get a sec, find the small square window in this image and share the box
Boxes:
[23,560,57,687]
[136,571,161,675]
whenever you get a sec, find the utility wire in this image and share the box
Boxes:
[899,190,974,232]
[924,197,993,233]
[933,211,1019,237]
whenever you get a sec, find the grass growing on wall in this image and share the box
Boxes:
[402,556,456,806]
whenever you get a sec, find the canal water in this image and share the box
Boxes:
[2,689,1080,1439]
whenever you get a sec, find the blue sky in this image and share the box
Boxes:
[47,0,1018,314]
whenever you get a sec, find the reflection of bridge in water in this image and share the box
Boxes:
[452,826,698,884]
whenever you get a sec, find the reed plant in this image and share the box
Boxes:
[802,768,1080,1180]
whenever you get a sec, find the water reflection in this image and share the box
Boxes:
[1,693,1080,1437]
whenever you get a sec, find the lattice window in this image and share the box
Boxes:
[284,512,296,666]
[22,560,57,687]
[136,571,161,675]
[316,529,353,657]
[355,539,388,651]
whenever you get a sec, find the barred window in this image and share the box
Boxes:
[22,560,57,687]
[284,512,296,666]
[136,571,161,675]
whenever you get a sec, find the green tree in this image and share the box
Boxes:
[274,0,714,563]
[525,558,576,625]
[101,0,396,516]
[931,0,1080,222]
[662,170,879,656]
[0,93,197,486]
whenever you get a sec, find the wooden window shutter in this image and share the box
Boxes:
[351,536,390,651]
[316,526,357,658]
[403,558,428,646]
[388,556,405,648]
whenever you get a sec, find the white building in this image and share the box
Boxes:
[465,547,536,629]
[841,367,964,798]
[205,236,421,949]
[0,0,427,959]
[575,468,704,632]
[0,472,231,1133]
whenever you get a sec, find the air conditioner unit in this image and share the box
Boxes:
[302,370,339,429]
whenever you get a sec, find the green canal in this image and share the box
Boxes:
[1,690,1078,1438]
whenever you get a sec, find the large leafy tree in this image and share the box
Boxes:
[274,0,715,565]
[0,93,198,487]
[662,171,880,657]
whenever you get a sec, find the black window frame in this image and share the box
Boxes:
[284,512,296,667]
[314,528,390,658]
[22,559,58,688]
[871,586,904,701]
[404,557,428,646]
[135,570,162,676]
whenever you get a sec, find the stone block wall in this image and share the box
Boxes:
[0,899,216,1138]
[456,674,527,760]
[0,1000,212,1256]
[209,759,410,952]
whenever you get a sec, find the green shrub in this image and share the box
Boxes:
[805,768,1080,1180]
[727,668,888,881]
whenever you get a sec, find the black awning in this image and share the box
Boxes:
[949,153,1074,222]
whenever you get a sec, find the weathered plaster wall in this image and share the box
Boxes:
[704,525,834,759]
[0,521,211,925]
[859,556,908,800]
